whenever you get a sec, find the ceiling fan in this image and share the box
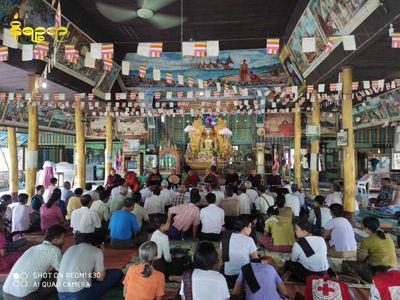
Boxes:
[96,0,186,30]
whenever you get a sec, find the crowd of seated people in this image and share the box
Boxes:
[0,169,398,300]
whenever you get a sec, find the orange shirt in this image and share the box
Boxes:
[123,263,165,300]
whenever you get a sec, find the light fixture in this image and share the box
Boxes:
[199,91,204,96]
[41,80,47,89]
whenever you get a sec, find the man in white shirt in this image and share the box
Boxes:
[244,181,258,205]
[110,178,133,199]
[60,181,74,203]
[3,225,66,300]
[139,186,153,203]
[237,187,252,215]
[324,183,343,207]
[43,177,58,204]
[210,183,225,207]
[291,184,305,207]
[159,180,177,208]
[12,193,34,232]
[144,185,164,218]
[131,193,149,228]
[199,193,225,241]
[70,194,101,242]
[255,186,274,216]
[283,188,300,217]
[283,180,292,193]
[323,203,357,258]
[90,191,111,222]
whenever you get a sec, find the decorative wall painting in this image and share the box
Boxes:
[392,152,400,170]
[86,117,106,139]
[363,97,388,121]
[288,0,379,77]
[123,48,286,87]
[368,155,390,173]
[352,104,370,125]
[265,113,294,137]
[379,89,400,118]
[278,45,305,89]
[288,8,327,73]
[336,130,348,147]
[116,118,147,140]
[394,126,400,152]
[308,0,371,37]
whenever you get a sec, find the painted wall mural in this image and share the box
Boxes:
[123,48,287,87]
[0,0,119,91]
[116,118,147,140]
[287,0,379,77]
[265,113,294,137]
[353,88,400,127]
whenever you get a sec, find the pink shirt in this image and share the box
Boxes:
[40,203,64,232]
[168,203,200,232]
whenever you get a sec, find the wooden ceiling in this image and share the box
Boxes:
[58,0,298,59]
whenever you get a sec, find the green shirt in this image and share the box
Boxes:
[358,233,397,268]
[265,215,295,246]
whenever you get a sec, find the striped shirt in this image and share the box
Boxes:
[169,203,200,232]
[172,194,186,206]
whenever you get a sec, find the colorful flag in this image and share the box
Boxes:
[0,46,8,61]
[139,66,146,78]
[137,42,163,57]
[188,77,193,87]
[54,0,61,27]
[194,41,207,57]
[101,43,114,59]
[33,42,49,60]
[391,33,400,48]
[166,73,172,84]
[150,43,163,57]
[154,92,161,100]
[324,40,333,53]
[307,85,314,93]
[352,82,359,90]
[266,38,279,55]
[64,45,79,64]
[103,58,113,71]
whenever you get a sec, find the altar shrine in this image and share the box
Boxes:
[185,116,232,173]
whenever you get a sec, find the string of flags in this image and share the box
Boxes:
[0,76,398,118]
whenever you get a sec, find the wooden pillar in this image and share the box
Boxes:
[105,114,113,179]
[75,97,86,188]
[25,75,39,199]
[8,127,18,201]
[342,66,355,219]
[294,101,301,187]
[310,90,320,196]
